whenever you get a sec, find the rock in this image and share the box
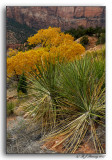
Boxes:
[6,6,105,31]
[14,106,24,116]
[74,7,85,17]
[84,7,104,18]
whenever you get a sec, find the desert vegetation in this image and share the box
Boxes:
[7,26,105,154]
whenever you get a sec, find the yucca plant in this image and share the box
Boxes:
[42,55,105,153]
[24,54,105,153]
[24,56,65,133]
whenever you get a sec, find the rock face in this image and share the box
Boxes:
[6,6,105,31]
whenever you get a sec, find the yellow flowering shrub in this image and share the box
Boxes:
[7,48,48,77]
[7,27,85,77]
[7,48,18,57]
[27,27,74,48]
[50,42,85,61]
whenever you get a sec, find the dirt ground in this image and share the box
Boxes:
[7,115,56,154]
[76,36,104,51]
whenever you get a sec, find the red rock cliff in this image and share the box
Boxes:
[6,6,105,31]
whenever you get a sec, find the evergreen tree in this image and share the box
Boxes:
[17,73,27,94]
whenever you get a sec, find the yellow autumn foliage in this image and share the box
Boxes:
[7,48,18,57]
[27,27,74,48]
[7,27,85,77]
[7,48,48,77]
[50,42,85,61]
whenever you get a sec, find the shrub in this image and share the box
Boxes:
[80,36,89,46]
[95,27,105,38]
[85,27,95,36]
[7,27,85,78]
[65,26,86,39]
[96,33,105,45]
[17,73,27,94]
[65,26,105,39]
[7,102,15,116]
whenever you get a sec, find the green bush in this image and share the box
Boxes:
[17,73,27,94]
[96,33,105,45]
[65,26,105,39]
[95,27,105,38]
[80,36,89,46]
[7,102,15,116]
[65,26,86,39]
[85,27,95,36]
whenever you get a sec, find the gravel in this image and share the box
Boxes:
[7,116,56,154]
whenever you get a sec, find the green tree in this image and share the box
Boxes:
[96,33,105,45]
[17,73,27,94]
[80,36,89,46]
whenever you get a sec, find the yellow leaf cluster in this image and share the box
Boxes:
[27,27,74,48]
[50,42,85,61]
[7,27,85,77]
[7,48,48,77]
[7,48,18,57]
